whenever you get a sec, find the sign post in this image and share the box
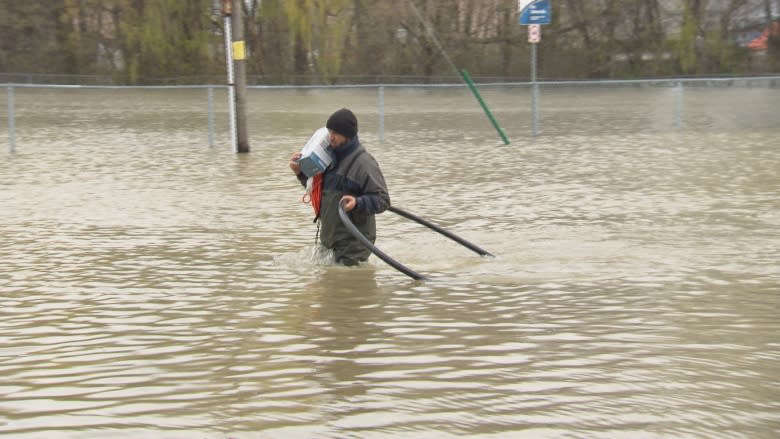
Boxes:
[518,0,551,137]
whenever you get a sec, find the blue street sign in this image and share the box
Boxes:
[519,0,552,25]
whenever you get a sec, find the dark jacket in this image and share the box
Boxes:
[298,136,390,264]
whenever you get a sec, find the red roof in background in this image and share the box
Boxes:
[748,21,780,50]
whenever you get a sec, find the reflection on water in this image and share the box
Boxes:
[0,88,779,438]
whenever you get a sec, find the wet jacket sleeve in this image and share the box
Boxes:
[354,154,390,215]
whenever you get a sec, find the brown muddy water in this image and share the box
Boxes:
[1,85,779,438]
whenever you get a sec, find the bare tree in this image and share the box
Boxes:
[3,0,778,83]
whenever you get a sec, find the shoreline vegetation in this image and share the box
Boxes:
[0,1,778,86]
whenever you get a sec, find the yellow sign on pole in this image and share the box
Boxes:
[232,41,246,60]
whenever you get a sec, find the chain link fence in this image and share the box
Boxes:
[3,76,780,153]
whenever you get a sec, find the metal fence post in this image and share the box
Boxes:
[207,86,215,147]
[675,81,683,130]
[7,85,15,153]
[531,43,539,137]
[378,85,385,143]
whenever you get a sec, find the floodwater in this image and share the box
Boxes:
[1,86,779,438]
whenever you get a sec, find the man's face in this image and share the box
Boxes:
[328,130,348,148]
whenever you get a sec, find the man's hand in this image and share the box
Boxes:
[289,152,302,174]
[341,195,357,212]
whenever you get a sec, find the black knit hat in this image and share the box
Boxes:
[326,108,358,139]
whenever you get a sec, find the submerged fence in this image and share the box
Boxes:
[3,76,780,152]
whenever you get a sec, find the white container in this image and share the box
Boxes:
[297,127,333,177]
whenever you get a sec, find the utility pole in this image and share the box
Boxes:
[232,0,250,153]
[222,0,250,153]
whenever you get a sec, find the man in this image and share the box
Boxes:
[289,108,390,266]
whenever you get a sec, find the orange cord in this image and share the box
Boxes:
[302,173,323,217]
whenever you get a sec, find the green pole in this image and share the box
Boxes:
[459,69,510,145]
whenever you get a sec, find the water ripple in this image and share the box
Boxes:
[1,88,778,437]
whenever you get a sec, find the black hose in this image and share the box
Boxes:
[388,206,494,257]
[338,201,428,281]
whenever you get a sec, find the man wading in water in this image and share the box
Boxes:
[289,108,390,266]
